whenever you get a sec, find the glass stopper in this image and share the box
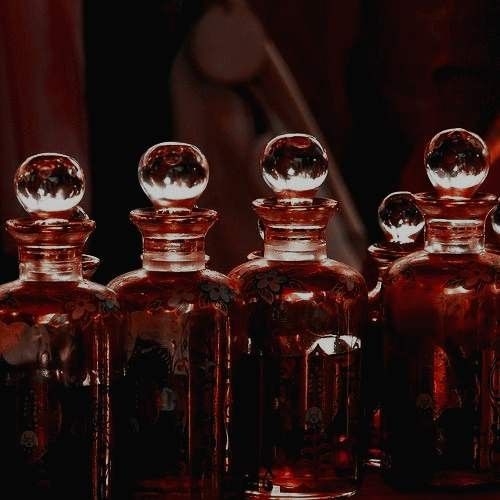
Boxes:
[424,128,489,199]
[15,153,85,216]
[261,134,328,200]
[138,142,209,211]
[492,204,500,236]
[378,191,424,244]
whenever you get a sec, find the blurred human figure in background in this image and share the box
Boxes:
[0,0,498,282]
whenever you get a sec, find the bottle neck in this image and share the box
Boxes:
[142,235,206,272]
[424,219,485,254]
[19,246,83,282]
[263,226,327,262]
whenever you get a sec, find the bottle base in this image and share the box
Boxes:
[245,490,357,499]
[244,481,359,499]
[430,470,500,489]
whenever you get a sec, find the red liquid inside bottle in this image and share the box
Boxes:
[363,192,423,469]
[230,134,367,498]
[108,143,236,498]
[0,154,121,499]
[382,129,500,489]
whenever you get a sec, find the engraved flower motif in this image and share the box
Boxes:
[167,289,196,308]
[305,406,322,425]
[416,393,434,410]
[331,275,361,299]
[200,282,234,304]
[255,270,288,293]
[20,430,38,449]
[0,320,26,356]
[95,293,120,313]
[0,322,49,366]
[67,298,97,321]
[446,267,494,291]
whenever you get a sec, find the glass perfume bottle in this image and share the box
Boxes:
[0,153,121,499]
[108,143,237,498]
[364,192,423,468]
[229,134,367,498]
[383,129,500,489]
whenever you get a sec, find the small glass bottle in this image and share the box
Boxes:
[0,153,122,499]
[383,129,500,488]
[229,134,367,498]
[364,192,423,468]
[108,143,237,498]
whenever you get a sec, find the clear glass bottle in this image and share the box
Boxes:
[383,129,500,488]
[0,154,122,499]
[229,134,367,498]
[364,192,423,468]
[108,143,237,498]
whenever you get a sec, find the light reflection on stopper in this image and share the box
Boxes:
[138,142,209,211]
[15,153,85,216]
[378,191,424,244]
[261,134,328,200]
[425,128,489,199]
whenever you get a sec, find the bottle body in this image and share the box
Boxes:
[230,258,366,499]
[0,279,121,499]
[109,269,235,499]
[363,277,384,468]
[383,250,500,488]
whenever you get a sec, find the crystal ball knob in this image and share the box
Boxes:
[139,142,209,210]
[378,191,424,244]
[15,153,85,216]
[425,128,489,199]
[261,134,328,199]
[492,204,500,236]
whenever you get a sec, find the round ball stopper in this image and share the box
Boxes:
[261,134,328,199]
[492,204,500,235]
[425,128,489,199]
[378,191,424,244]
[15,153,85,216]
[139,142,209,210]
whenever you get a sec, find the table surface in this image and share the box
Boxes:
[358,473,500,499]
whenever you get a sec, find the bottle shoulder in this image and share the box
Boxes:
[386,249,500,292]
[0,278,116,302]
[0,279,120,328]
[229,258,367,305]
[387,249,500,275]
[108,268,234,293]
[230,257,365,285]
[107,268,236,312]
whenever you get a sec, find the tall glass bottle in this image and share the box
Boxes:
[229,134,367,498]
[364,192,423,468]
[0,154,121,499]
[108,143,237,498]
[383,129,500,488]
